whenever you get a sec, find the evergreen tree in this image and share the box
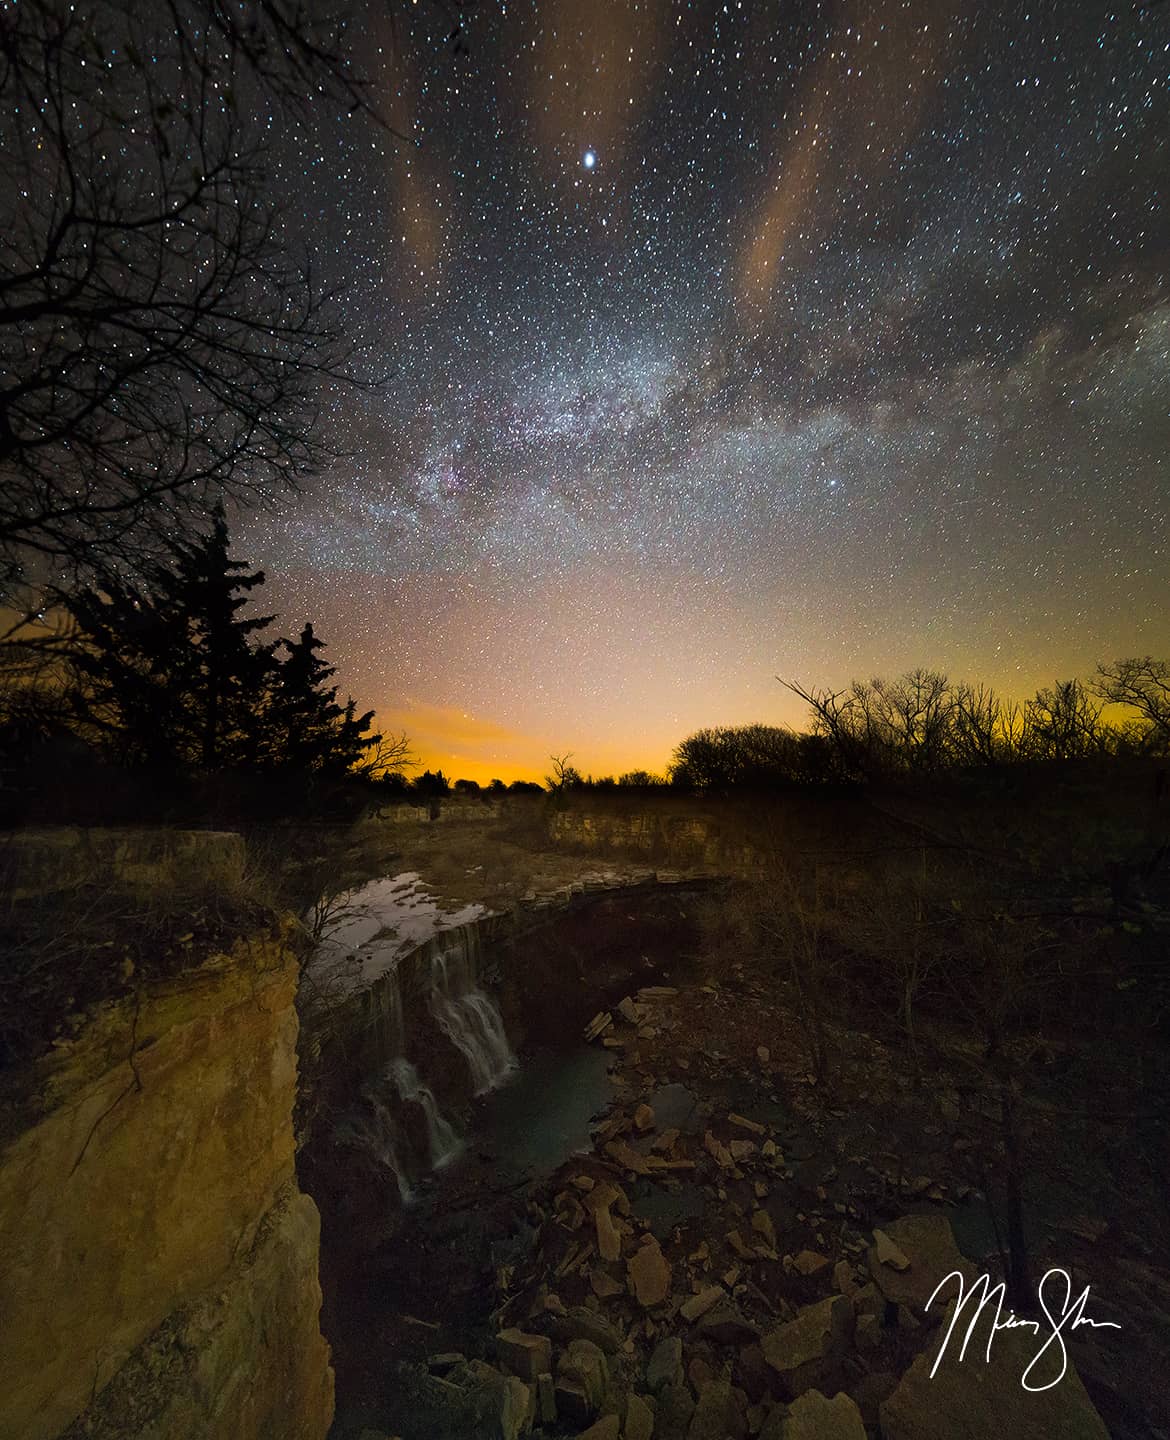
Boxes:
[270,623,380,775]
[66,579,190,769]
[63,509,384,786]
[67,508,276,773]
[165,507,276,770]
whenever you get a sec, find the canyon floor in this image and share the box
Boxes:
[300,800,1169,1440]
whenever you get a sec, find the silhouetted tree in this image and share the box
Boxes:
[60,511,389,789]
[951,682,1017,766]
[671,723,821,789]
[412,769,451,798]
[1023,679,1105,761]
[0,0,376,616]
[871,669,955,772]
[266,622,381,777]
[617,770,666,788]
[546,753,583,792]
[65,509,275,771]
[1094,658,1170,743]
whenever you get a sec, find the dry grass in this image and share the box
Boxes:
[0,829,275,1078]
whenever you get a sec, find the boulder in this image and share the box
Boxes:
[626,1391,656,1440]
[752,1210,778,1251]
[555,1379,592,1429]
[500,1376,533,1440]
[833,1261,859,1297]
[696,1303,762,1347]
[495,1329,552,1381]
[646,1335,684,1392]
[595,1204,623,1263]
[778,1389,866,1440]
[881,1301,1110,1439]
[852,1281,885,1319]
[687,1377,748,1439]
[688,1356,716,1393]
[872,1229,911,1272]
[733,1344,774,1404]
[847,1284,881,1319]
[449,1362,533,1440]
[576,1417,620,1440]
[536,1372,557,1425]
[657,1382,696,1435]
[547,1306,624,1354]
[427,1352,465,1373]
[634,1103,656,1132]
[591,1267,624,1300]
[581,1179,630,1217]
[704,1131,736,1170]
[729,1230,760,1261]
[792,1250,831,1277]
[761,1295,852,1399]
[849,1371,897,1427]
[557,1338,609,1415]
[585,1012,613,1041]
[680,1285,725,1322]
[605,1139,652,1175]
[866,1215,977,1313]
[628,1235,672,1308]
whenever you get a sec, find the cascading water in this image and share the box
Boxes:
[337,1094,414,1205]
[390,1057,462,1169]
[316,900,516,1202]
[429,939,516,1095]
[339,1058,464,1201]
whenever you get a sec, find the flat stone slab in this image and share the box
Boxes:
[867,1213,977,1313]
[881,1300,1111,1440]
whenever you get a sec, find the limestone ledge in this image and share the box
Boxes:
[3,827,246,902]
[57,1182,333,1440]
[0,925,332,1440]
[549,809,763,874]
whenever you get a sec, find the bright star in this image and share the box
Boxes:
[582,150,596,170]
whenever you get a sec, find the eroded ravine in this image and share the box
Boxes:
[296,871,716,1435]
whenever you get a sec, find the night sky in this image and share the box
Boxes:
[242,0,1170,783]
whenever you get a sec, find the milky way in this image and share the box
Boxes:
[243,0,1169,781]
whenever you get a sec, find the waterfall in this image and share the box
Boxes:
[390,1058,462,1169]
[338,1059,463,1198]
[430,941,516,1095]
[323,913,516,1202]
[337,1096,414,1205]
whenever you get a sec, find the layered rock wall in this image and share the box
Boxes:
[0,922,333,1440]
[550,807,763,873]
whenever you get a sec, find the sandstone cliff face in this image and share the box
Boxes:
[0,926,333,1440]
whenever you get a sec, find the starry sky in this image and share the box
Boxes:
[242,0,1170,783]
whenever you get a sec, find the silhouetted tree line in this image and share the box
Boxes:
[0,512,410,822]
[670,664,1170,790]
[449,778,545,797]
[542,758,671,795]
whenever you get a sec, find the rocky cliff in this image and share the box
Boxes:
[550,806,763,873]
[0,920,333,1440]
